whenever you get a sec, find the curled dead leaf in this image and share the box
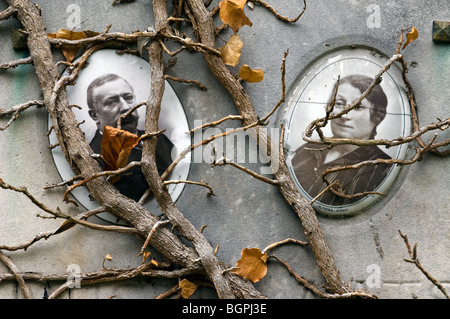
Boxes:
[141,251,152,264]
[150,259,159,267]
[179,279,198,299]
[239,64,264,83]
[100,126,140,184]
[232,248,268,283]
[219,34,244,66]
[219,0,253,33]
[402,27,419,50]
[47,28,100,62]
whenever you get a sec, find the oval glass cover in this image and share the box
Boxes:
[48,49,191,223]
[281,47,412,216]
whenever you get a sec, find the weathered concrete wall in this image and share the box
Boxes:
[0,0,448,299]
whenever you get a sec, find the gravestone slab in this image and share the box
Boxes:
[0,0,448,300]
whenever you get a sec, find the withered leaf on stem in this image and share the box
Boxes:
[47,29,100,62]
[219,0,253,33]
[239,64,264,83]
[218,34,244,66]
[402,27,419,50]
[232,248,268,283]
[100,125,140,184]
[179,279,198,299]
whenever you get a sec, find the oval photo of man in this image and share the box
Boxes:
[49,49,191,222]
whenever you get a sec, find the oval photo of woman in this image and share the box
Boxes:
[282,47,412,216]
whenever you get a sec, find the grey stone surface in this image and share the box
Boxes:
[0,0,448,299]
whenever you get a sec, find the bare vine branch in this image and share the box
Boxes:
[0,56,32,70]
[0,100,44,130]
[399,230,449,299]
[0,250,33,299]
[249,0,307,23]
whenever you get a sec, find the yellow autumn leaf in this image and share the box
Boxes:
[219,0,253,33]
[219,35,244,66]
[179,279,198,299]
[402,27,419,50]
[232,248,268,283]
[141,251,152,264]
[47,29,100,62]
[150,259,159,267]
[47,29,87,62]
[239,64,264,83]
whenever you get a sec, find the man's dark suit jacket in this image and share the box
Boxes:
[291,143,392,206]
[90,129,174,202]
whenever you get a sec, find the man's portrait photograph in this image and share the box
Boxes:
[86,73,174,202]
[49,49,191,219]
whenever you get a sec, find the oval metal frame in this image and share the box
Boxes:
[280,46,412,216]
[48,49,191,224]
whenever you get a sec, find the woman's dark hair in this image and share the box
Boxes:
[329,74,388,139]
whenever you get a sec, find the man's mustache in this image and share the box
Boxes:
[117,114,139,125]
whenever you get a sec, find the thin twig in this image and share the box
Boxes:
[62,161,142,202]
[0,251,33,299]
[0,56,33,70]
[163,180,216,197]
[138,220,171,257]
[116,101,146,130]
[260,49,289,124]
[262,238,308,255]
[0,100,44,130]
[44,174,84,190]
[155,283,180,299]
[303,54,403,145]
[159,39,186,57]
[212,155,279,185]
[164,74,207,90]
[399,230,449,299]
[270,255,377,299]
[322,134,449,199]
[161,119,261,181]
[0,177,137,236]
[188,114,243,134]
[250,0,307,23]
[0,6,16,20]
[309,181,339,205]
[48,261,159,299]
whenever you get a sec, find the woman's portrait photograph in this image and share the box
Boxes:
[282,47,411,216]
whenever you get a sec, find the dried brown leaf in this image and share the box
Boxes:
[47,29,100,62]
[238,64,264,83]
[219,0,253,33]
[232,248,268,283]
[402,27,419,50]
[141,251,152,264]
[100,125,140,184]
[179,279,198,299]
[219,34,244,66]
